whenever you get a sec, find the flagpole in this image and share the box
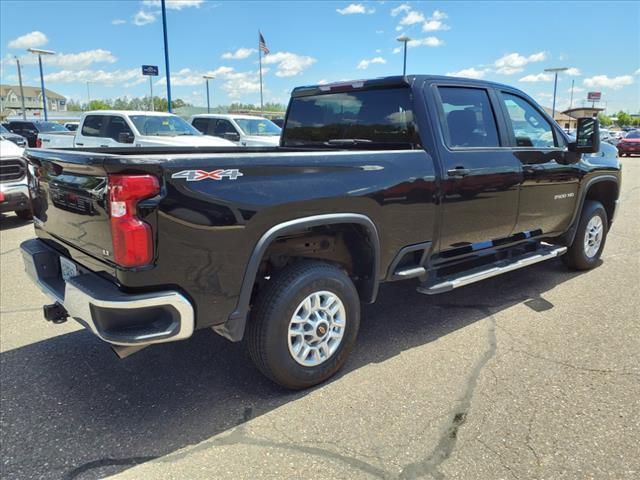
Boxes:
[258,32,264,111]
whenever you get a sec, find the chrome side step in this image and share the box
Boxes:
[418,245,567,295]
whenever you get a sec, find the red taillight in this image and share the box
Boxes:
[108,174,160,267]
[36,137,42,148]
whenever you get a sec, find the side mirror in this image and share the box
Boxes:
[118,132,134,144]
[568,117,600,154]
[223,132,240,142]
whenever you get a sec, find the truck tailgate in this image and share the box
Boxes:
[26,149,114,263]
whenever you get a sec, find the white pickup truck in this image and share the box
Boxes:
[190,114,281,147]
[37,111,236,149]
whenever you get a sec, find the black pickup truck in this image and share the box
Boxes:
[20,75,621,389]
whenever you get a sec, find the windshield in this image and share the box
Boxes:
[282,87,420,148]
[625,131,640,139]
[234,118,281,136]
[129,115,201,137]
[0,125,9,134]
[38,122,68,132]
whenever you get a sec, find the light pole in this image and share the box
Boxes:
[161,0,172,113]
[203,75,214,113]
[396,35,411,76]
[544,67,568,119]
[86,81,91,106]
[27,48,55,121]
[14,56,27,120]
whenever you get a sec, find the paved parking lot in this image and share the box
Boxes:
[1,162,639,480]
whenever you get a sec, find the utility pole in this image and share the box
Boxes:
[203,75,214,113]
[569,79,575,110]
[544,67,568,118]
[86,81,91,106]
[149,76,154,111]
[15,56,27,120]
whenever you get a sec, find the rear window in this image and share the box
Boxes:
[282,87,420,148]
[81,115,106,137]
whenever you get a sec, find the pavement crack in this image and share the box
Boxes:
[398,311,497,480]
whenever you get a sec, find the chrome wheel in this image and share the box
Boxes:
[288,290,346,367]
[584,215,604,258]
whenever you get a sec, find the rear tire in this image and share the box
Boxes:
[246,261,360,390]
[562,200,607,270]
[15,209,32,220]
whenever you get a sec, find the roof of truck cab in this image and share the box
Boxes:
[191,114,271,120]
[291,75,525,97]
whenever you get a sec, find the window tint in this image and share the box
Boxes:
[214,119,236,135]
[37,122,68,133]
[501,93,556,148]
[438,87,500,148]
[282,87,420,148]
[81,115,106,137]
[105,116,133,142]
[192,118,212,134]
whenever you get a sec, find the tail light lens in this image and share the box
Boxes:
[108,174,160,267]
[36,137,42,148]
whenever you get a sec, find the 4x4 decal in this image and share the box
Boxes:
[171,169,244,181]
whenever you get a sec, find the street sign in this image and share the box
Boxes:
[587,91,601,102]
[141,65,159,76]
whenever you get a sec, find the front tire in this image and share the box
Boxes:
[247,261,360,390]
[563,200,608,270]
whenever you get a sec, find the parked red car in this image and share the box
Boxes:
[617,130,640,156]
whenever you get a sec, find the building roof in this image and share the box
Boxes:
[562,107,604,118]
[0,84,66,100]
[542,107,574,121]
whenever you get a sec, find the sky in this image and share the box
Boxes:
[1,0,639,113]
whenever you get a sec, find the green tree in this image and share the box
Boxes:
[597,113,612,127]
[614,110,632,127]
[66,100,84,111]
[87,99,112,110]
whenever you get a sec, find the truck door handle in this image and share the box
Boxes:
[75,143,83,146]
[100,145,109,148]
[447,167,470,177]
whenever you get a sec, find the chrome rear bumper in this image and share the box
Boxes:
[21,238,195,347]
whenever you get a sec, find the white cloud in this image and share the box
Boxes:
[394,36,443,53]
[154,66,236,87]
[391,4,411,16]
[142,0,203,9]
[567,86,585,93]
[7,31,49,49]
[399,11,425,25]
[375,29,384,34]
[583,74,634,90]
[635,68,640,76]
[357,56,387,69]
[336,3,374,15]
[422,10,449,31]
[317,79,329,85]
[494,51,547,75]
[446,67,487,79]
[262,51,316,77]
[133,9,156,26]
[13,49,118,69]
[565,67,581,76]
[221,48,256,60]
[44,68,140,85]
[519,73,553,82]
[111,19,126,25]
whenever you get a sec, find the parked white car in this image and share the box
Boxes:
[37,111,236,149]
[0,139,31,219]
[190,114,281,146]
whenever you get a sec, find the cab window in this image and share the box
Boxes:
[105,116,134,142]
[437,87,500,148]
[81,115,106,137]
[501,93,556,148]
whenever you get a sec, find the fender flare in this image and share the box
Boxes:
[561,174,619,246]
[214,213,380,342]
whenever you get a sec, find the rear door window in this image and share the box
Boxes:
[81,115,107,137]
[214,119,237,136]
[500,93,556,148]
[192,118,212,134]
[437,87,500,148]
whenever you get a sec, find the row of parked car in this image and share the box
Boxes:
[0,112,282,150]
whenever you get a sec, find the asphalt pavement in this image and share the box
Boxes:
[1,162,638,480]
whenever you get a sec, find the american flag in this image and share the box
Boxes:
[259,32,269,55]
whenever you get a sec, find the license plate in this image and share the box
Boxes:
[60,257,78,282]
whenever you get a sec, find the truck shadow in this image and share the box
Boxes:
[1,259,581,480]
[0,213,32,231]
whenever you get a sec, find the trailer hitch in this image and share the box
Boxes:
[43,302,69,324]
